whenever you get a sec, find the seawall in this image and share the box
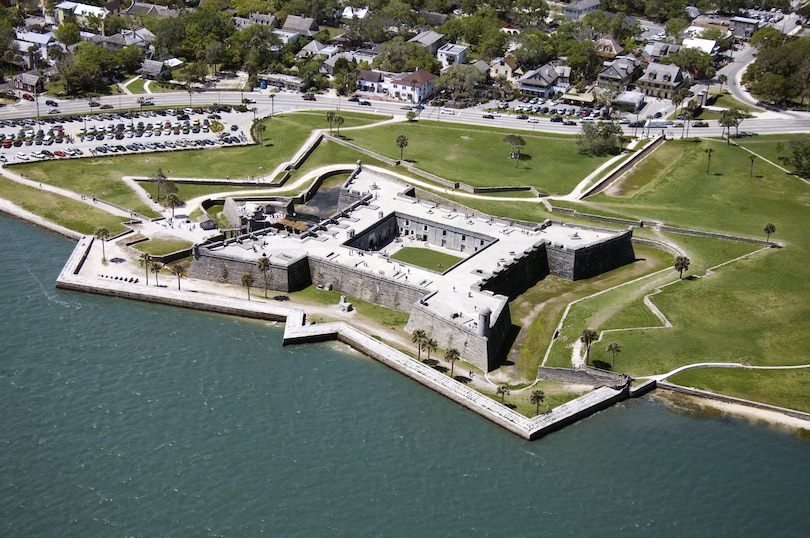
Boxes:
[56,236,640,441]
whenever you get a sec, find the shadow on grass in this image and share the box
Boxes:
[432,364,448,374]
[592,359,612,371]
[453,375,472,384]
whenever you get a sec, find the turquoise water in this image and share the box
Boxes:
[1,213,808,537]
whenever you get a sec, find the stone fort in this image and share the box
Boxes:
[188,165,635,371]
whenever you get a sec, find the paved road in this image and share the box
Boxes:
[2,88,810,140]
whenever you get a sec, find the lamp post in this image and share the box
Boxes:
[270,94,274,119]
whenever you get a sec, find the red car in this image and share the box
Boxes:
[22,93,35,101]
[53,150,66,157]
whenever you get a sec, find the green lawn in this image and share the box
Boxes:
[546,138,810,382]
[0,177,128,236]
[735,133,810,174]
[288,286,409,329]
[132,238,193,256]
[668,367,810,414]
[125,78,147,94]
[344,121,613,195]
[711,93,762,113]
[391,247,463,272]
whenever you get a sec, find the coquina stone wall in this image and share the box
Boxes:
[308,256,427,312]
[476,241,550,299]
[546,229,635,280]
[188,246,311,293]
[404,293,512,371]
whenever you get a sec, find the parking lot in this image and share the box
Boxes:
[0,106,254,164]
[485,97,634,126]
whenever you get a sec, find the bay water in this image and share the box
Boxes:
[1,213,808,537]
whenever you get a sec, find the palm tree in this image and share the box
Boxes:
[151,169,166,202]
[580,329,598,366]
[717,74,728,94]
[151,261,162,286]
[497,383,510,405]
[424,337,438,361]
[94,227,110,261]
[674,255,691,279]
[445,348,460,378]
[241,272,254,300]
[164,193,182,219]
[256,254,271,298]
[396,134,408,162]
[763,223,776,244]
[256,122,266,145]
[139,252,151,285]
[530,389,545,416]
[705,147,715,175]
[170,264,186,290]
[334,114,344,136]
[411,329,427,361]
[325,111,335,135]
[606,342,622,370]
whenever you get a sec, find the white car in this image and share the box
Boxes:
[16,152,29,161]
[440,109,455,115]
[527,117,539,123]
[0,155,7,163]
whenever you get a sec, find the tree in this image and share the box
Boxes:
[705,147,715,175]
[763,223,776,244]
[139,252,151,286]
[779,137,810,178]
[670,48,713,79]
[719,110,736,143]
[94,227,109,261]
[55,22,80,46]
[204,41,224,75]
[396,134,408,162]
[151,261,162,286]
[411,329,427,361]
[606,342,622,370]
[435,64,486,102]
[257,254,271,298]
[674,255,691,279]
[406,110,417,122]
[530,389,545,416]
[425,337,437,361]
[577,122,626,156]
[717,74,728,94]
[151,169,167,202]
[497,383,510,405]
[241,272,254,300]
[256,122,266,145]
[503,134,526,169]
[445,348,460,378]
[373,38,440,73]
[164,193,182,218]
[580,329,598,366]
[170,264,186,290]
[325,111,336,135]
[115,46,145,75]
[334,115,344,137]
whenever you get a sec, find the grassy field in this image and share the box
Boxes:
[132,238,193,256]
[0,176,128,236]
[344,121,613,194]
[548,137,810,387]
[668,367,810,414]
[125,78,147,94]
[289,286,409,329]
[735,133,810,173]
[391,247,463,272]
[711,94,762,113]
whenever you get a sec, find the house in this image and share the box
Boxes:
[258,73,305,91]
[273,30,300,45]
[282,15,319,37]
[684,5,700,19]
[596,55,640,91]
[386,69,436,103]
[489,56,522,83]
[563,0,601,21]
[682,37,718,56]
[103,0,121,14]
[471,60,490,75]
[501,24,521,36]
[418,11,449,26]
[342,7,369,21]
[121,2,178,19]
[643,42,682,61]
[56,2,109,29]
[98,29,153,51]
[137,59,168,80]
[437,43,468,69]
[517,62,570,97]
[408,30,446,55]
[729,16,760,39]
[296,40,340,59]
[235,13,278,31]
[596,35,624,59]
[13,71,44,94]
[357,69,385,93]
[636,63,690,99]
[614,90,646,112]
